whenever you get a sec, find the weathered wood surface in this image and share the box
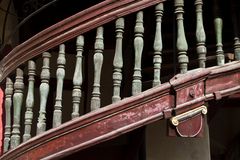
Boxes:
[132,11,144,96]
[2,61,240,160]
[153,3,164,87]
[112,18,124,103]
[23,61,36,142]
[214,18,225,66]
[53,44,66,128]
[0,0,165,83]
[72,36,84,119]
[37,52,51,135]
[3,78,13,152]
[91,27,104,111]
[195,0,206,68]
[10,68,24,149]
[234,38,240,60]
[175,0,188,73]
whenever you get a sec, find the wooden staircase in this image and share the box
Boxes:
[1,0,240,159]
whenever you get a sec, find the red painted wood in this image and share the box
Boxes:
[0,89,3,155]
[0,0,165,82]
[206,61,240,100]
[169,68,209,137]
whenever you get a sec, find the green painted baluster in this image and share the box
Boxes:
[153,3,164,87]
[37,52,51,135]
[214,18,225,66]
[132,11,144,96]
[231,0,240,60]
[72,35,84,119]
[112,18,124,103]
[175,0,188,73]
[3,78,13,152]
[91,27,104,111]
[53,44,66,128]
[234,38,240,60]
[10,68,24,149]
[195,0,206,68]
[23,61,36,142]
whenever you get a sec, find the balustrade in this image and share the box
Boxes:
[1,0,239,157]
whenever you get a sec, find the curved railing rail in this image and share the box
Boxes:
[0,0,164,82]
[1,0,240,159]
[1,61,240,160]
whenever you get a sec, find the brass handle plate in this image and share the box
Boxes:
[170,105,207,126]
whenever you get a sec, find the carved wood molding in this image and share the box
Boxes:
[2,61,240,160]
[0,0,165,82]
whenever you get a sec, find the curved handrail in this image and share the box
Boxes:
[0,0,164,82]
[1,61,240,160]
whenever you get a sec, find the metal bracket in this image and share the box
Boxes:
[170,105,207,126]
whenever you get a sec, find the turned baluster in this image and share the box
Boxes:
[132,11,144,96]
[10,68,24,149]
[72,36,84,119]
[234,38,240,60]
[53,44,66,128]
[3,78,13,152]
[231,0,240,60]
[214,18,224,66]
[37,52,51,135]
[112,18,124,103]
[23,61,36,142]
[153,3,164,87]
[195,0,206,68]
[174,0,188,73]
[90,27,104,111]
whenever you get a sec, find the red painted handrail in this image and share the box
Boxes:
[0,0,164,82]
[1,61,240,160]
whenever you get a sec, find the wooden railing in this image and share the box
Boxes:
[1,0,240,159]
